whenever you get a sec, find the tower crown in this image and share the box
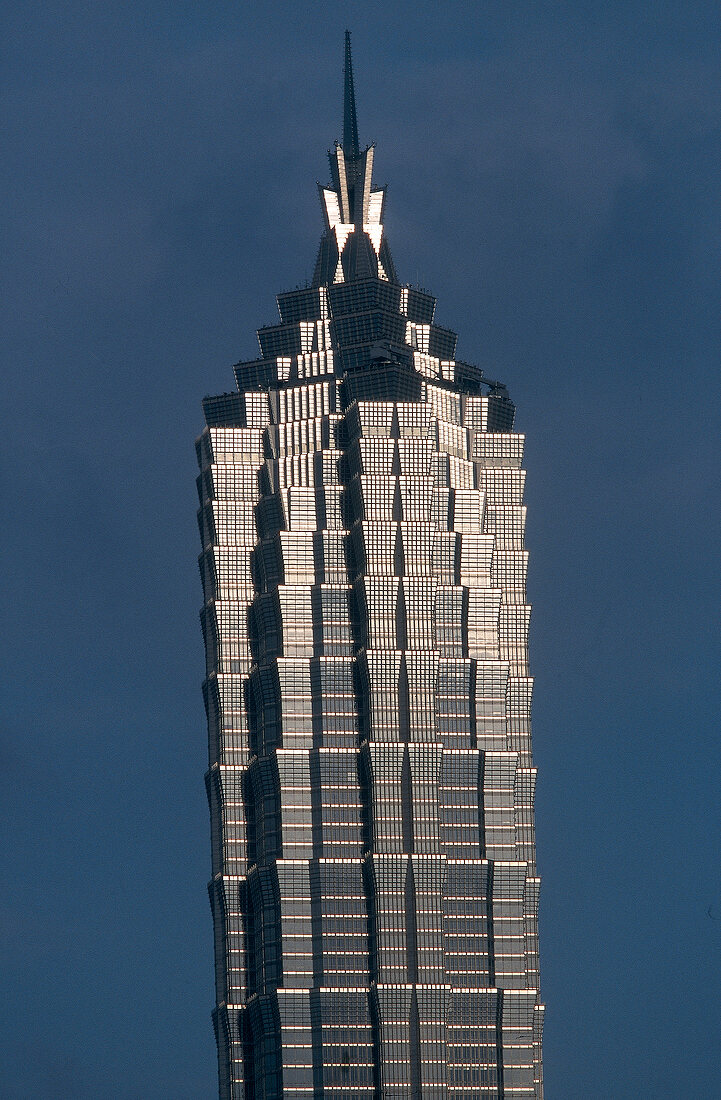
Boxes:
[313,31,397,285]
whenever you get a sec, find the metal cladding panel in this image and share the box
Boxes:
[197,41,542,1100]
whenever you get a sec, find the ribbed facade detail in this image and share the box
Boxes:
[197,33,543,1100]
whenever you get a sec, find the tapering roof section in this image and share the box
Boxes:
[313,33,398,286]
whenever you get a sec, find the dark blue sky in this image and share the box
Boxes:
[3,3,720,1097]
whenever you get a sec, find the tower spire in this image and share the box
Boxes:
[343,30,360,157]
[315,33,397,284]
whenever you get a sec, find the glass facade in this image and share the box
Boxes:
[197,33,543,1099]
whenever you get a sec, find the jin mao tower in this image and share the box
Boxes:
[197,34,544,1099]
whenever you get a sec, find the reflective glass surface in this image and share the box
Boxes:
[198,35,543,1100]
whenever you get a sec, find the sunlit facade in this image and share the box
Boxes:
[197,33,544,1099]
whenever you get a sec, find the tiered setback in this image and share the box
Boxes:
[197,289,543,1096]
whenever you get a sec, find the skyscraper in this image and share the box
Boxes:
[197,33,543,1099]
